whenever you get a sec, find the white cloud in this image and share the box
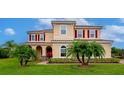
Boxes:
[101,25,124,42]
[64,18,90,25]
[35,18,56,29]
[35,18,90,29]
[37,18,90,26]
[4,28,15,35]
[38,18,56,25]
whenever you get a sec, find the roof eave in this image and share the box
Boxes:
[75,25,103,29]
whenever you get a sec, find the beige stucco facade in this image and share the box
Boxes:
[27,21,112,60]
[45,32,53,42]
[101,43,111,58]
[53,24,75,40]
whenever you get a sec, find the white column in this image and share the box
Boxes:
[32,46,36,50]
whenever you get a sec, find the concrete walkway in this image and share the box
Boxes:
[37,61,48,65]
[37,61,80,65]
[120,59,124,64]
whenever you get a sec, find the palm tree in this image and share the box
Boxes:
[2,40,17,57]
[85,41,105,65]
[2,40,16,50]
[66,42,82,65]
[67,41,105,66]
[13,45,36,67]
[91,41,105,58]
[79,41,92,65]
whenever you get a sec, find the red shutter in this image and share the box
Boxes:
[37,34,38,41]
[83,30,85,38]
[44,33,45,41]
[38,34,40,41]
[29,34,31,41]
[75,30,77,38]
[95,30,98,38]
[87,30,90,38]
[35,34,37,41]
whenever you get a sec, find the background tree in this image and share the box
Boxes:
[2,40,16,50]
[119,49,124,59]
[2,40,17,57]
[0,48,9,58]
[112,47,124,58]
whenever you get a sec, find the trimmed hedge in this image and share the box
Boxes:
[48,58,120,63]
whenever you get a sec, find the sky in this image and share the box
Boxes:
[0,18,124,48]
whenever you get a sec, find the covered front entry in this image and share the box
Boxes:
[36,46,42,60]
[46,46,52,59]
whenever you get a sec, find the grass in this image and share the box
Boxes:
[0,58,124,75]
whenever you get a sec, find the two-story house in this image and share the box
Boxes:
[27,21,112,60]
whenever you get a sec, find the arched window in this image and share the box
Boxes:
[61,46,66,57]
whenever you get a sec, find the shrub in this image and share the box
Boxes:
[48,58,77,63]
[48,58,120,63]
[0,48,9,58]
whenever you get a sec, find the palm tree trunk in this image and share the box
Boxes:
[82,55,85,64]
[76,53,83,65]
[20,59,23,66]
[86,56,91,65]
[25,61,28,66]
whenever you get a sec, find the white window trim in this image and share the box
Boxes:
[31,34,35,42]
[40,33,44,42]
[90,30,95,38]
[77,30,83,38]
[59,44,67,58]
[60,25,67,35]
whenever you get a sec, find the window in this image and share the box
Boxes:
[77,30,82,38]
[40,34,44,41]
[29,34,31,41]
[31,34,35,41]
[61,46,66,57]
[60,25,67,35]
[90,30,95,38]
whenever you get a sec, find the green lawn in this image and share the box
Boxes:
[0,58,124,75]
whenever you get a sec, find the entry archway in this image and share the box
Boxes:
[46,46,52,58]
[36,46,42,60]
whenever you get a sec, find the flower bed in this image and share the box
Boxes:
[48,58,120,63]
